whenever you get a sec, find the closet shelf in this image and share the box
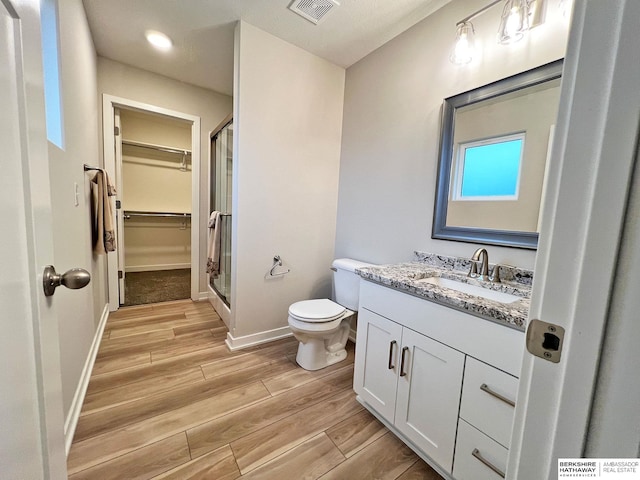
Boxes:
[123,210,191,219]
[122,139,191,156]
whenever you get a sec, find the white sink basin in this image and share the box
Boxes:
[417,277,521,304]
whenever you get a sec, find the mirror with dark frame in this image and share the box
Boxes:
[432,59,563,249]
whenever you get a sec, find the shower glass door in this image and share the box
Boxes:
[210,120,233,305]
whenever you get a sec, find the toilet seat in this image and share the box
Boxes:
[288,299,346,323]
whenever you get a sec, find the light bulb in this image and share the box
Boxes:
[497,0,530,45]
[450,22,475,65]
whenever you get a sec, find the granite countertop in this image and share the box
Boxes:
[355,252,533,331]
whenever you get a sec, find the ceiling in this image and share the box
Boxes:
[82,0,452,96]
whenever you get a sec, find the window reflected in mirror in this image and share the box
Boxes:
[432,60,563,249]
[453,133,525,200]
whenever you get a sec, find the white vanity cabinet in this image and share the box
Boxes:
[356,308,465,469]
[354,280,524,479]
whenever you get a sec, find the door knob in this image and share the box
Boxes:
[43,265,91,297]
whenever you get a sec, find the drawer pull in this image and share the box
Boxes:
[480,383,516,408]
[388,340,397,369]
[399,346,409,377]
[472,448,505,478]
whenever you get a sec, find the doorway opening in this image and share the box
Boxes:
[103,95,201,311]
[119,109,192,306]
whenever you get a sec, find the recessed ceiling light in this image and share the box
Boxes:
[145,30,172,51]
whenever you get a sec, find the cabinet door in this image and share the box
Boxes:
[353,309,403,422]
[395,328,465,473]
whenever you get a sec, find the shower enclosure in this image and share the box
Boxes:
[210,118,233,305]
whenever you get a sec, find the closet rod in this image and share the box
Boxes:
[122,139,191,156]
[123,210,191,219]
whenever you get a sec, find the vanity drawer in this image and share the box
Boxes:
[459,357,518,448]
[453,419,508,480]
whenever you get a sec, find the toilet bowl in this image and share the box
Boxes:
[287,258,373,371]
[288,299,354,371]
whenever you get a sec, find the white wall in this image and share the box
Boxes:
[231,22,345,340]
[122,157,192,213]
[97,58,233,294]
[120,110,192,214]
[120,109,192,150]
[335,0,570,270]
[46,0,102,418]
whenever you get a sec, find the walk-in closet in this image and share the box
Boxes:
[119,109,193,306]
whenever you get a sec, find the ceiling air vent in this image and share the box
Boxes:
[288,0,340,25]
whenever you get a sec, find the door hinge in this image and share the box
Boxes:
[118,270,123,279]
[114,126,120,136]
[116,200,121,210]
[526,319,565,363]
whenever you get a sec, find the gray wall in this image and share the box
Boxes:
[335,0,569,270]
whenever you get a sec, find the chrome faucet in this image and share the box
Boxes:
[468,248,501,283]
[469,248,490,281]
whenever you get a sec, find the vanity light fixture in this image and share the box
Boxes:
[450,0,538,65]
[145,30,173,51]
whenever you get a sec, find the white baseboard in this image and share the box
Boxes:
[349,328,357,343]
[64,303,109,456]
[126,263,190,272]
[197,291,209,301]
[349,312,360,343]
[225,326,293,351]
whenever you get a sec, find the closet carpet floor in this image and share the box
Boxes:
[68,300,443,480]
[123,269,191,307]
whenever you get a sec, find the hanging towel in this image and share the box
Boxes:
[207,211,221,277]
[90,169,117,255]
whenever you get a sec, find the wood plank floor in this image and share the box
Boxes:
[68,300,444,479]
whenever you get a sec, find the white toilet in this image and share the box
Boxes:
[288,258,373,371]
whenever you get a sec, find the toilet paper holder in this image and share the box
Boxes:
[268,255,290,277]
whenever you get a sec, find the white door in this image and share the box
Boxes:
[509,1,640,478]
[353,309,403,422]
[1,0,66,478]
[395,328,465,473]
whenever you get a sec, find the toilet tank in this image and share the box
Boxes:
[332,258,374,310]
